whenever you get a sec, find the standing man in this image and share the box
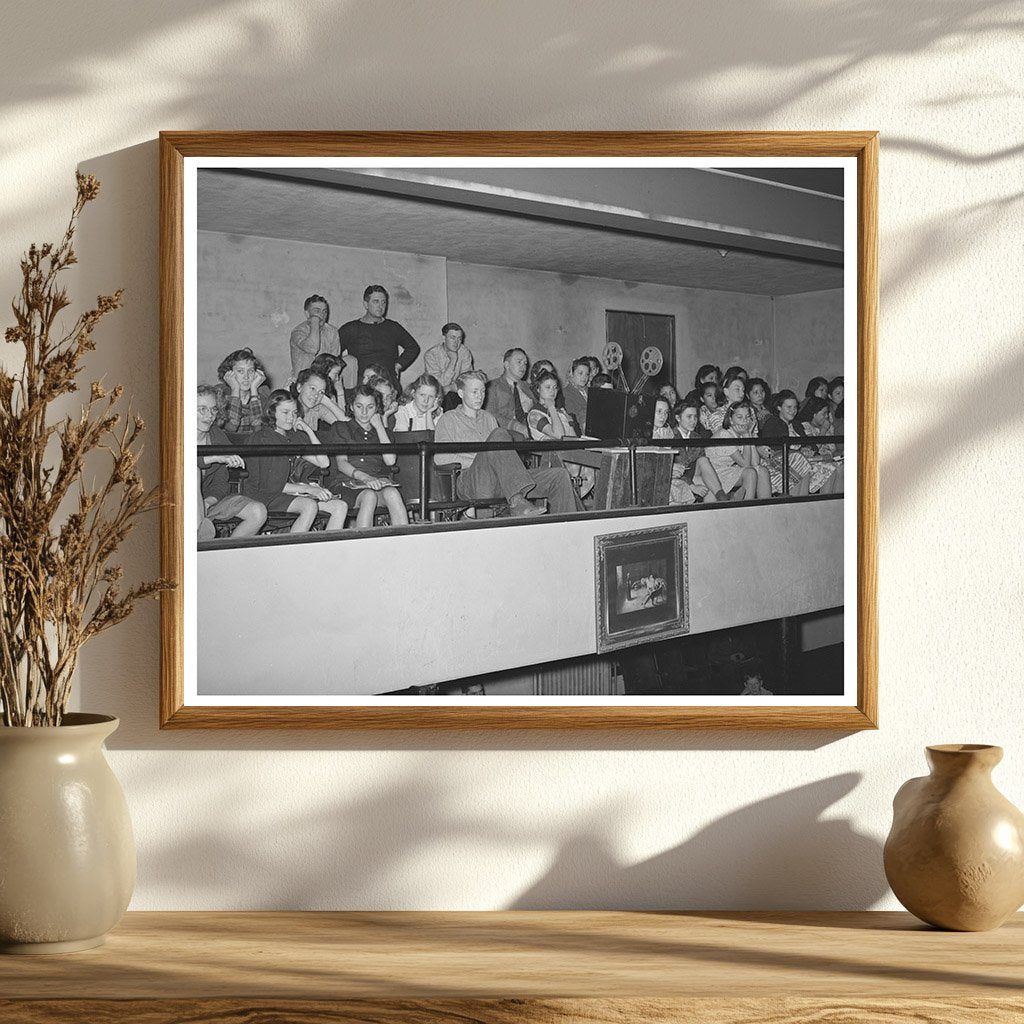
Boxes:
[434,371,579,517]
[338,285,421,388]
[289,294,340,378]
[424,322,475,410]
[484,347,533,438]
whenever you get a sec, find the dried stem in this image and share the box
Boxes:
[0,173,175,726]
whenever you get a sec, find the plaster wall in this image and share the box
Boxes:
[446,260,777,385]
[2,1,1020,912]
[197,235,829,396]
[773,289,846,395]
[198,502,843,695]
[196,231,447,389]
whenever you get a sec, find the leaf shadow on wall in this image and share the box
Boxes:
[2,0,1015,142]
[510,774,887,910]
[130,762,885,910]
[882,334,1024,512]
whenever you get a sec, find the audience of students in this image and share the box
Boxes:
[198,317,844,541]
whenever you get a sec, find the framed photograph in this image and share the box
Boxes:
[595,526,689,654]
[160,131,878,730]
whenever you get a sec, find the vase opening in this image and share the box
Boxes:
[928,744,999,753]
[926,744,1003,773]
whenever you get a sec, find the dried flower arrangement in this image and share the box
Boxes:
[0,174,173,726]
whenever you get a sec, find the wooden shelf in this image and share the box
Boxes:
[1,911,1021,1022]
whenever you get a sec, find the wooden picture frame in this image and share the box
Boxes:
[160,130,878,730]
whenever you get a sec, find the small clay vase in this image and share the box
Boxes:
[884,744,1024,930]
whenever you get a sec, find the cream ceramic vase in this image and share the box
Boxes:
[884,744,1024,931]
[0,713,135,953]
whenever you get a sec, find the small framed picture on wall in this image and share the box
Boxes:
[595,525,689,654]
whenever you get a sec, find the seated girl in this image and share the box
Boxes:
[243,390,348,533]
[529,359,557,392]
[671,400,729,504]
[758,390,812,497]
[652,397,676,441]
[708,373,746,433]
[827,376,844,422]
[197,384,267,540]
[214,347,271,438]
[291,369,347,432]
[308,353,348,419]
[694,364,722,390]
[371,376,401,427]
[527,370,598,499]
[393,373,443,432]
[321,386,409,529]
[698,381,725,432]
[346,363,393,408]
[658,383,679,410]
[799,396,843,494]
[652,397,689,506]
[808,376,829,399]
[746,377,772,429]
[707,401,771,501]
[801,376,829,417]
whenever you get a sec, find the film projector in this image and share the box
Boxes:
[585,343,673,508]
[584,342,663,442]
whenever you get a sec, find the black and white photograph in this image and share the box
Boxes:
[162,133,876,727]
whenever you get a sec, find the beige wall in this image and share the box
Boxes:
[2,2,1019,913]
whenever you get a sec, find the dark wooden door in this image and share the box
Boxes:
[605,311,675,392]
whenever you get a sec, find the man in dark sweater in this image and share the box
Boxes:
[337,285,421,388]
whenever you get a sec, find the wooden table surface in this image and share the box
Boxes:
[1,911,1022,1022]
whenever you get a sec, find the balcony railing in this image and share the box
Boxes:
[197,431,844,549]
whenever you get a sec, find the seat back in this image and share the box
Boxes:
[391,429,447,501]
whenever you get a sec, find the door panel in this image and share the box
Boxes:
[606,311,675,393]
